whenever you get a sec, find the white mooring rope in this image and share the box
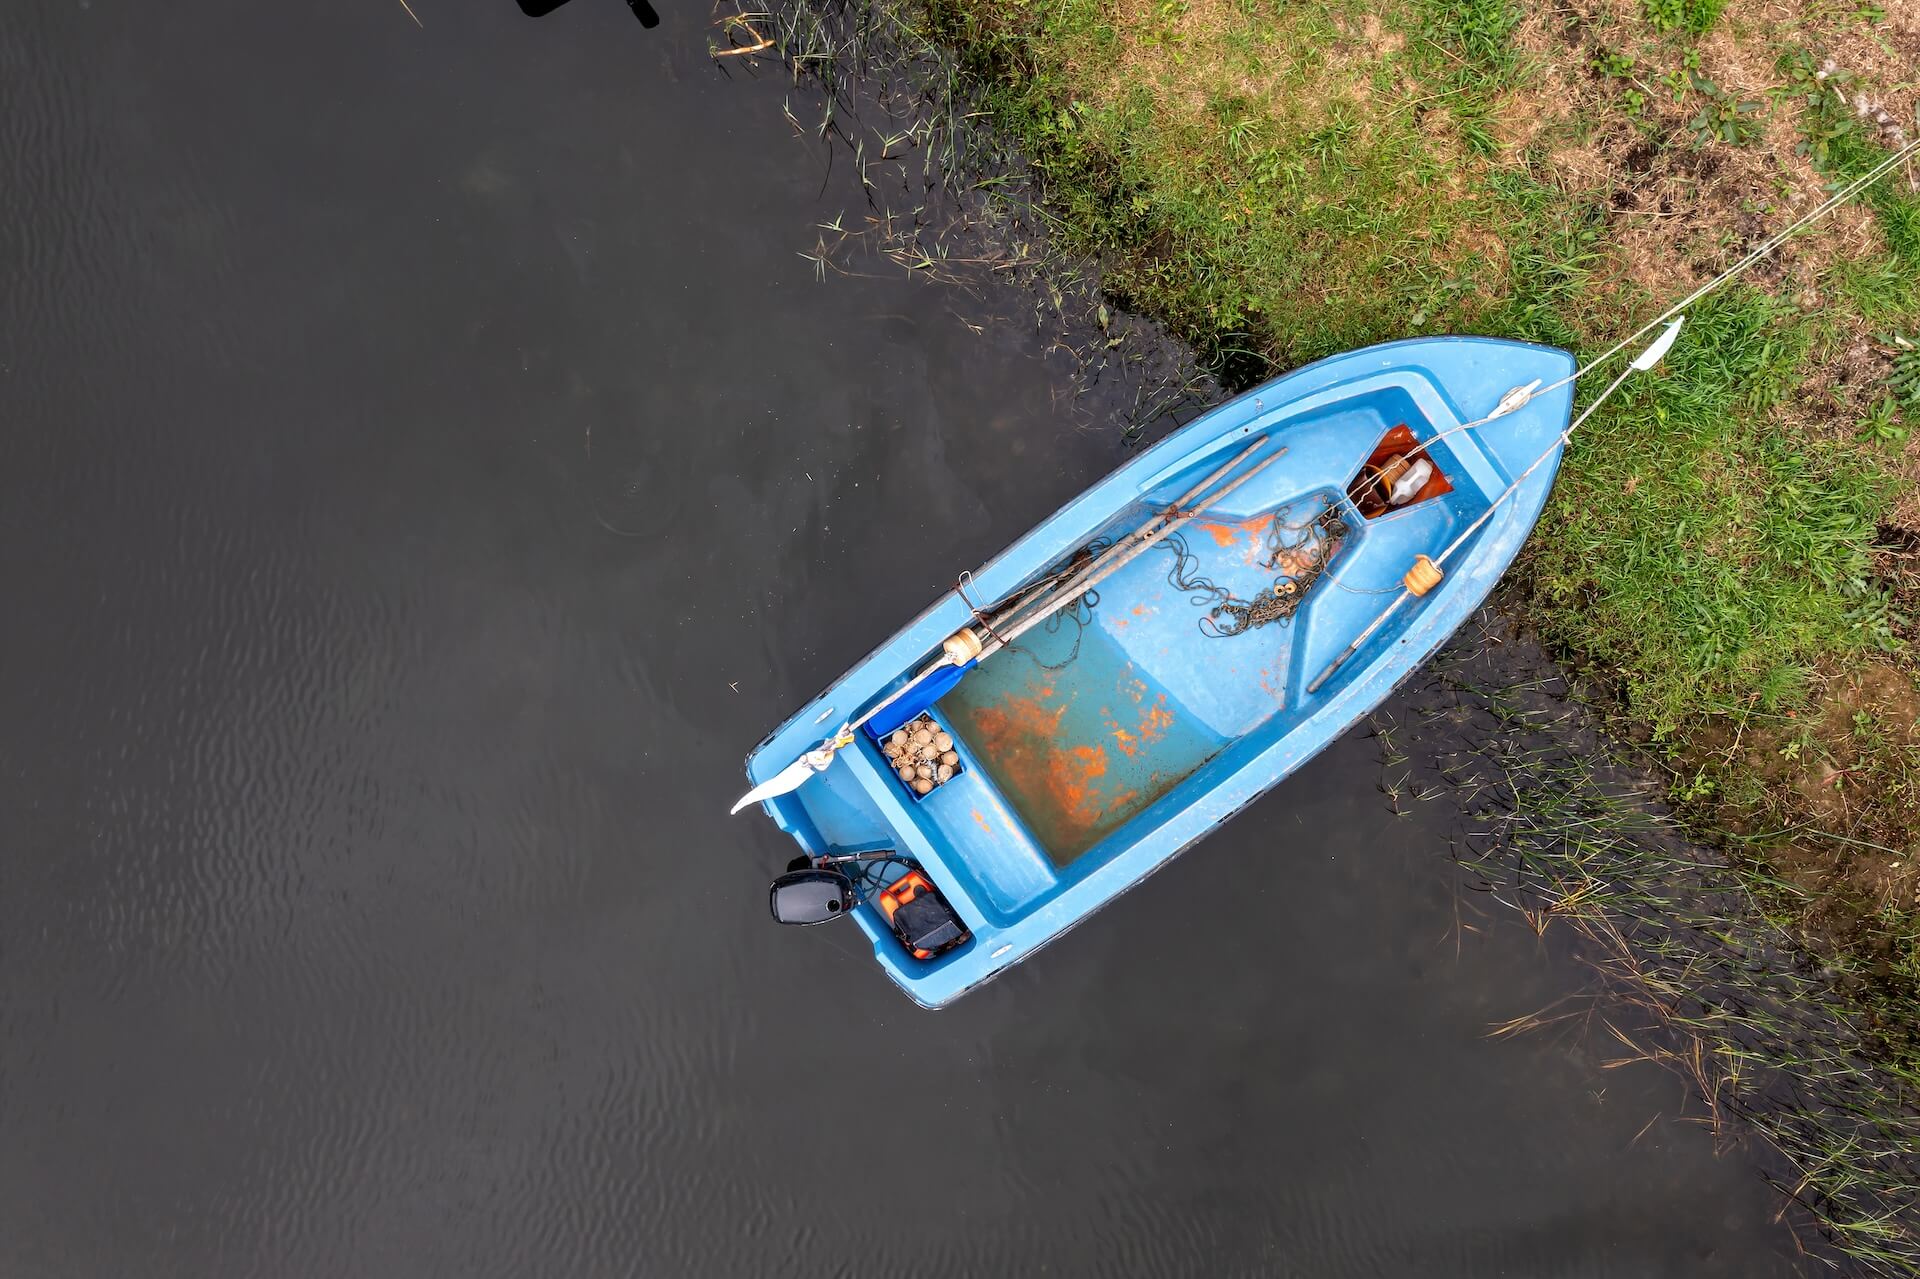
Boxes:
[1403,133,1920,463]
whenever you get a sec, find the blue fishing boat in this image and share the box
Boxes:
[737,335,1587,1007]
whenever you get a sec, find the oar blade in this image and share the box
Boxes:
[729,755,825,815]
[1631,317,1686,371]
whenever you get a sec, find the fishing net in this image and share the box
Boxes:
[994,506,1347,671]
[1160,505,1348,638]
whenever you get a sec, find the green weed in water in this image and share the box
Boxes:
[1384,653,1920,1274]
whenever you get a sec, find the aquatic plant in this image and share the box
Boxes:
[1383,625,1920,1275]
[709,0,1218,438]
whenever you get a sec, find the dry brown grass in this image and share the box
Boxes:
[1490,0,1905,319]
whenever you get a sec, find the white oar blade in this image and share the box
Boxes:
[729,755,824,815]
[1630,317,1686,371]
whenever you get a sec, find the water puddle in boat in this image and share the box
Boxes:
[941,618,1226,864]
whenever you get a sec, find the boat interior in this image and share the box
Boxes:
[788,380,1507,933]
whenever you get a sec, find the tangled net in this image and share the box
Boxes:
[1001,506,1346,671]
[1007,538,1113,671]
[1161,505,1348,638]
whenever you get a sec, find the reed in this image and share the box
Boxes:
[710,0,1221,438]
[1387,622,1920,1274]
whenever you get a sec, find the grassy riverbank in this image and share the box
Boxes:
[911,0,1920,1018]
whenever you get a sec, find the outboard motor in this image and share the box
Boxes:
[768,868,853,925]
[766,853,971,961]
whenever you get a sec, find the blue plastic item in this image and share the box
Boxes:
[740,337,1576,1007]
[863,659,977,739]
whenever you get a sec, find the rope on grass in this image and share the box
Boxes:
[1570,133,1920,386]
[1404,134,1920,465]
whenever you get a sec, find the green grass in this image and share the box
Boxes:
[927,0,1545,370]
[1891,337,1920,414]
[1418,0,1526,90]
[1529,286,1899,736]
[1642,0,1730,37]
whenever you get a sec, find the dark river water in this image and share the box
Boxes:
[1,2,1805,1275]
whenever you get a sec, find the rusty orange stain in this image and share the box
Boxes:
[952,683,1125,845]
[1243,515,1276,567]
[1100,708,1144,759]
[1130,604,1149,617]
[1053,744,1110,820]
[966,694,1067,754]
[947,662,1223,864]
[1192,513,1276,554]
[1140,693,1174,743]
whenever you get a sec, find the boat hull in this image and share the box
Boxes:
[741,336,1576,1006]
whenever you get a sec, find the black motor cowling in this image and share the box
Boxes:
[768,868,853,926]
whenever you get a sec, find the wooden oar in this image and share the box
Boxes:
[849,437,1284,745]
[731,437,1286,813]
[982,435,1270,639]
[977,446,1287,661]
